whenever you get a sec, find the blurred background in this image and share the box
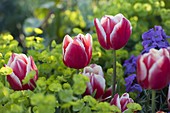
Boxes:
[0,0,170,48]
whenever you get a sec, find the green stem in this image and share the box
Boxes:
[112,50,116,98]
[151,90,156,113]
[146,90,150,112]
[76,69,79,74]
[3,76,6,87]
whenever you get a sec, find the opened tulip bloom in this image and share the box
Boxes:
[137,48,170,90]
[94,13,132,50]
[110,93,134,112]
[82,64,105,99]
[6,53,38,90]
[63,34,92,69]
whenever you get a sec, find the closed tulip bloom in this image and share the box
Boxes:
[137,48,170,90]
[94,13,132,50]
[63,34,92,69]
[6,53,38,90]
[110,93,134,112]
[82,64,105,99]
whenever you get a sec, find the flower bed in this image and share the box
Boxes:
[0,0,170,113]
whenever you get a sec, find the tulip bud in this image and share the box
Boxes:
[62,34,92,69]
[137,48,170,90]
[94,13,132,50]
[82,64,105,99]
[6,53,38,90]
[110,93,134,112]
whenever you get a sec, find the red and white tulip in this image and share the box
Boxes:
[82,64,105,99]
[94,13,132,50]
[62,34,92,69]
[110,93,134,112]
[137,48,170,90]
[6,53,38,90]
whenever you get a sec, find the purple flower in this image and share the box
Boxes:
[125,74,142,95]
[123,55,138,75]
[142,26,170,54]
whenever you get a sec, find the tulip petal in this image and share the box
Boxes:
[91,74,105,98]
[110,17,131,50]
[10,58,27,81]
[110,94,121,110]
[84,82,93,95]
[92,64,104,77]
[120,93,134,111]
[62,35,73,54]
[148,56,170,89]
[63,39,88,69]
[100,16,116,45]
[137,55,147,81]
[84,33,92,64]
[83,66,93,75]
[22,79,36,90]
[26,57,38,81]
[7,73,22,90]
[7,53,18,66]
[15,53,28,64]
[102,86,112,100]
[94,18,109,49]
[77,33,92,65]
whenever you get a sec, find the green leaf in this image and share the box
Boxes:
[36,77,47,91]
[95,102,121,112]
[51,40,57,48]
[127,103,142,111]
[10,104,23,113]
[124,109,134,113]
[73,28,83,34]
[31,93,44,105]
[10,91,22,99]
[0,66,13,76]
[48,82,62,92]
[79,106,92,113]
[72,100,85,111]
[22,70,36,85]
[58,89,73,102]
[73,74,89,95]
[83,96,98,107]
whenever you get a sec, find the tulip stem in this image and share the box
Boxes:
[76,69,79,74]
[151,90,156,113]
[112,50,116,98]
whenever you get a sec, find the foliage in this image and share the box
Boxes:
[0,0,170,112]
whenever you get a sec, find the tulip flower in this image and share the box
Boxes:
[6,53,38,90]
[110,93,134,112]
[62,34,92,69]
[82,64,105,99]
[94,13,132,50]
[101,86,112,101]
[136,48,170,90]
